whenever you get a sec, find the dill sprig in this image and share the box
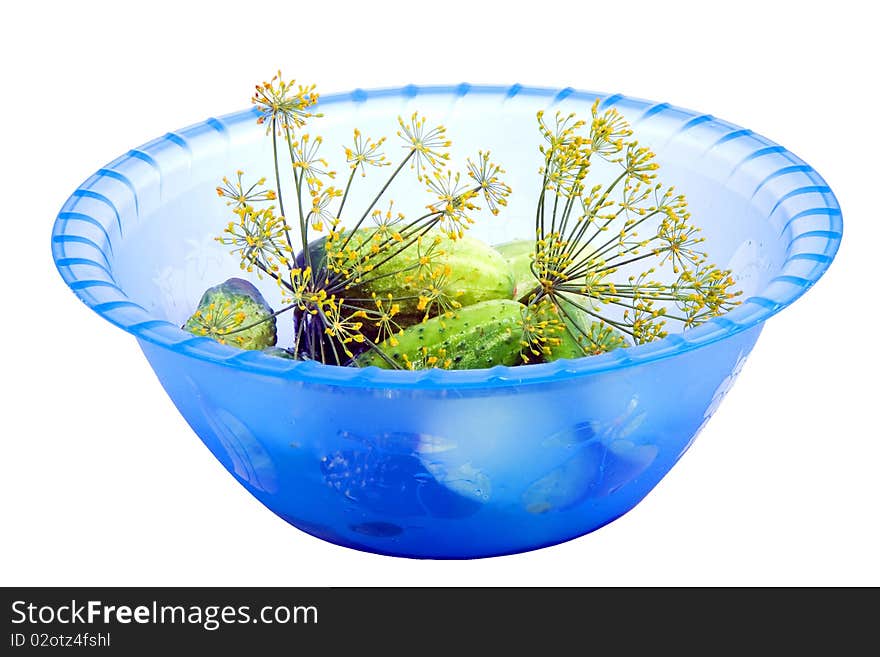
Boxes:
[520,100,741,355]
[215,72,511,366]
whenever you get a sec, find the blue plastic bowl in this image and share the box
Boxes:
[51,85,841,558]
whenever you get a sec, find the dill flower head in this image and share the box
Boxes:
[467,151,512,216]
[674,265,741,327]
[293,134,337,194]
[370,200,405,242]
[321,297,366,358]
[309,186,343,232]
[575,321,629,356]
[352,293,403,346]
[252,71,322,134]
[184,299,248,344]
[346,129,389,177]
[416,264,464,318]
[283,267,312,309]
[518,302,565,363]
[215,170,276,207]
[623,142,660,183]
[537,110,586,150]
[216,204,292,275]
[397,112,451,181]
[426,171,480,240]
[589,99,632,156]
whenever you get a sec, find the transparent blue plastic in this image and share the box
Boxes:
[52,85,842,558]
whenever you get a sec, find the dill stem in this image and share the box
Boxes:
[553,292,635,338]
[271,124,295,256]
[253,260,294,292]
[337,167,357,220]
[556,160,590,242]
[587,210,663,264]
[293,310,306,356]
[293,167,310,271]
[323,208,440,290]
[352,216,440,282]
[594,250,659,273]
[337,149,415,254]
[567,171,628,251]
[359,335,403,369]
[535,151,552,237]
[279,125,312,272]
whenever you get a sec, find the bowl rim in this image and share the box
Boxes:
[51,83,842,389]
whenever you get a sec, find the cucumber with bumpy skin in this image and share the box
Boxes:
[545,295,627,359]
[302,230,515,322]
[357,299,526,370]
[495,239,538,303]
[183,278,276,350]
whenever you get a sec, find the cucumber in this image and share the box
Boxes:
[183,278,276,350]
[542,295,627,360]
[302,230,515,323]
[495,239,538,302]
[262,346,297,359]
[496,239,613,310]
[494,237,627,360]
[357,299,526,370]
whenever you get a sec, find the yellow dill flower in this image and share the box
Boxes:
[346,129,389,177]
[537,110,586,151]
[293,134,337,195]
[283,267,312,309]
[411,235,445,284]
[655,206,706,273]
[321,298,366,357]
[589,99,632,156]
[217,204,291,275]
[466,150,512,216]
[397,112,451,181]
[519,302,566,362]
[309,186,343,232]
[215,170,277,208]
[354,293,403,346]
[416,265,463,318]
[184,299,249,346]
[252,71,322,134]
[623,142,660,183]
[425,171,479,240]
[674,265,741,326]
[370,200,405,242]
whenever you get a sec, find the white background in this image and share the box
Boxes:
[2,0,877,586]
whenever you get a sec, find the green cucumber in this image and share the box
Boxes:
[495,239,538,303]
[305,230,515,321]
[357,299,526,370]
[262,346,296,359]
[543,295,627,360]
[183,278,276,350]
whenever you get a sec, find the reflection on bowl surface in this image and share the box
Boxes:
[52,85,841,558]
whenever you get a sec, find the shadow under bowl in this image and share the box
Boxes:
[52,84,841,558]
